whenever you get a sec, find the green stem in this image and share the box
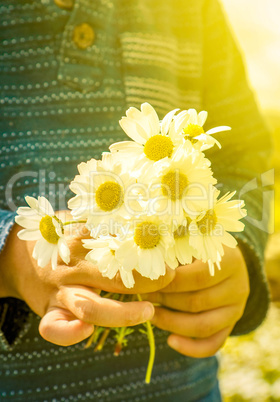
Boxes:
[94,328,111,352]
[62,219,87,226]
[137,294,155,384]
[114,326,127,356]
[85,326,101,349]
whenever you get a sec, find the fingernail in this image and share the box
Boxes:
[142,304,154,321]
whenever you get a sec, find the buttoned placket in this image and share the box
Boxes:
[54,0,103,92]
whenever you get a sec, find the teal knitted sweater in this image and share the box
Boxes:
[0,0,271,400]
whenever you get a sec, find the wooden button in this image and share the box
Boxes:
[73,23,95,50]
[54,0,74,10]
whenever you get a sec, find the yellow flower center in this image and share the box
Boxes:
[197,210,217,235]
[95,181,123,211]
[144,135,174,161]
[39,215,60,244]
[134,221,160,249]
[183,123,204,138]
[161,170,188,200]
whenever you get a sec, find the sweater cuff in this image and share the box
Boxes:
[0,210,32,350]
[0,298,32,351]
[0,209,17,253]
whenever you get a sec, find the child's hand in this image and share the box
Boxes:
[142,246,250,358]
[0,222,175,346]
[39,285,155,346]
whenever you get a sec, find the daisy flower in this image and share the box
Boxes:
[109,103,179,179]
[15,196,70,270]
[170,108,231,151]
[68,153,140,236]
[115,215,178,281]
[148,144,217,224]
[188,190,247,275]
[82,237,135,289]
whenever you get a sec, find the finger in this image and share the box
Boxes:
[143,277,242,313]
[61,266,176,295]
[152,304,243,338]
[59,285,155,327]
[160,259,231,293]
[167,326,232,358]
[52,236,176,294]
[39,307,94,347]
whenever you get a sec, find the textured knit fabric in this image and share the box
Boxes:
[0,0,271,400]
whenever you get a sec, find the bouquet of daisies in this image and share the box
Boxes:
[16,103,246,382]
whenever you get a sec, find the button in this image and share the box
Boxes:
[73,23,95,50]
[54,0,74,10]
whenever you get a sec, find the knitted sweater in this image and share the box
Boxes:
[0,0,271,400]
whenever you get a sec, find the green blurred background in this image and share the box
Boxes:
[219,1,280,400]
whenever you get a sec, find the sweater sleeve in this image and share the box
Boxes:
[202,0,273,335]
[0,209,16,252]
[0,209,31,350]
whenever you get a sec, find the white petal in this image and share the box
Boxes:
[77,159,98,175]
[126,106,143,120]
[68,194,82,209]
[99,252,114,270]
[137,249,153,277]
[38,196,54,216]
[217,191,235,204]
[221,232,238,248]
[32,238,45,259]
[218,218,245,232]
[197,134,222,149]
[117,242,138,270]
[141,102,160,136]
[37,244,55,268]
[161,108,179,135]
[15,215,40,230]
[187,109,198,124]
[58,238,70,264]
[17,229,41,241]
[52,217,63,237]
[119,117,148,144]
[82,239,109,249]
[197,111,208,126]
[85,249,101,265]
[151,247,165,278]
[165,246,178,269]
[25,196,39,211]
[174,110,189,133]
[208,260,215,276]
[204,236,219,262]
[100,152,115,171]
[16,207,40,217]
[119,268,135,289]
[126,107,149,136]
[51,247,58,270]
[175,238,193,265]
[109,141,143,153]
[206,126,231,135]
[105,259,119,279]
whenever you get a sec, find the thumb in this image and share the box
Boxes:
[39,307,94,346]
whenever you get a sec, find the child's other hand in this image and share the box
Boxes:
[142,246,250,358]
[0,220,175,346]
